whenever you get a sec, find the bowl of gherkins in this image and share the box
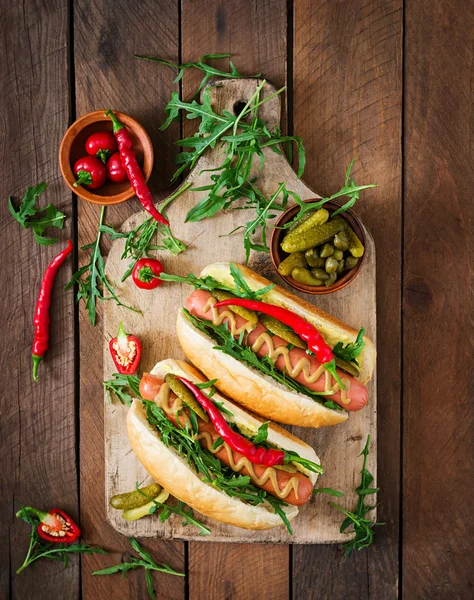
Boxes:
[270,200,366,294]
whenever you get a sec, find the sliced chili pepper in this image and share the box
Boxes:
[213,298,345,390]
[20,506,81,543]
[32,240,73,381]
[175,376,285,467]
[132,258,164,290]
[104,110,169,227]
[109,321,142,375]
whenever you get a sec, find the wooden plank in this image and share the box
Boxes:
[292,0,402,598]
[403,2,474,598]
[179,2,291,597]
[0,0,78,598]
[72,1,185,599]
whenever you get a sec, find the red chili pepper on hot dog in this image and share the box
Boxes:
[109,322,142,375]
[18,506,81,543]
[105,110,169,227]
[32,240,73,381]
[175,376,285,467]
[213,298,345,390]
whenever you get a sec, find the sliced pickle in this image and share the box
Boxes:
[122,489,170,521]
[212,289,258,326]
[259,314,307,349]
[334,356,360,377]
[165,374,209,422]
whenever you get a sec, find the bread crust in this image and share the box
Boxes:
[177,311,348,428]
[200,262,376,384]
[127,359,319,530]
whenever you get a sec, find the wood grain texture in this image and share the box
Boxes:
[0,0,78,598]
[73,1,185,599]
[403,1,474,598]
[292,0,402,598]
[179,3,291,597]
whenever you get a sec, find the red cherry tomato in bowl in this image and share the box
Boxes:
[85,131,117,163]
[132,258,164,290]
[73,156,107,190]
[107,152,128,183]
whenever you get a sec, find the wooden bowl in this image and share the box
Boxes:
[270,200,366,295]
[59,110,153,205]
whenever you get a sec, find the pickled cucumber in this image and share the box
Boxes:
[343,223,365,257]
[165,374,209,422]
[335,357,360,377]
[291,267,323,286]
[282,208,329,246]
[277,251,308,276]
[259,314,307,349]
[122,489,170,521]
[281,220,344,253]
[212,289,258,325]
[110,483,163,510]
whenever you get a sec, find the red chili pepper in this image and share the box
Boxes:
[18,506,81,543]
[105,110,169,227]
[176,376,285,467]
[106,151,128,183]
[132,258,164,290]
[32,240,73,381]
[73,156,107,190]
[213,298,345,390]
[109,321,142,375]
[85,131,118,163]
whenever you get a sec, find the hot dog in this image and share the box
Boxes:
[186,289,368,412]
[127,359,321,531]
[172,262,376,428]
[140,372,313,506]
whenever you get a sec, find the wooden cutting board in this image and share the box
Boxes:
[103,79,376,544]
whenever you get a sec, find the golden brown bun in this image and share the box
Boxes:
[201,262,376,384]
[177,310,348,428]
[127,359,319,530]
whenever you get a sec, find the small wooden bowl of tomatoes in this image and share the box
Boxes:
[59,110,153,205]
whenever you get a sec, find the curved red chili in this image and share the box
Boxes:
[175,376,285,467]
[109,322,142,375]
[32,240,73,381]
[105,110,169,227]
[19,506,81,543]
[213,298,345,390]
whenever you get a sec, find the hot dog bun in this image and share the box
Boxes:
[176,262,376,428]
[127,359,319,531]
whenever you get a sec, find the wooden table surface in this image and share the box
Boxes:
[1,1,472,598]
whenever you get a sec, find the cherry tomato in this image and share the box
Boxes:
[132,258,164,290]
[73,156,107,190]
[107,152,128,183]
[85,131,117,163]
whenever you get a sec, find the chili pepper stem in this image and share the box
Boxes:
[105,109,125,133]
[16,506,48,522]
[32,354,42,382]
[97,150,109,164]
[324,359,345,391]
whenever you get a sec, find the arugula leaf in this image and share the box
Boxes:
[159,271,231,292]
[104,373,142,406]
[183,309,343,411]
[16,506,106,574]
[253,422,269,444]
[229,262,275,298]
[312,488,344,497]
[283,450,324,475]
[8,182,66,245]
[329,435,383,556]
[93,537,184,599]
[333,328,365,365]
[66,206,139,326]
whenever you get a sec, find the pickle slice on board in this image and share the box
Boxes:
[165,374,209,422]
[110,483,163,510]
